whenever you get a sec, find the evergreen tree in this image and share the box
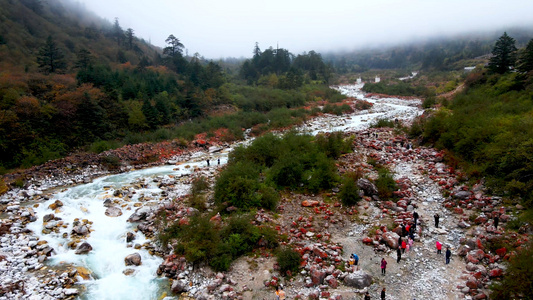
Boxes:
[517,39,533,73]
[37,36,67,74]
[125,28,135,50]
[113,18,124,46]
[163,34,184,57]
[489,32,517,74]
[75,48,93,71]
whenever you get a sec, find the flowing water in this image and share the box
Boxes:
[26,84,422,300]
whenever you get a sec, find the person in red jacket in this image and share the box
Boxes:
[401,240,407,254]
[436,241,442,254]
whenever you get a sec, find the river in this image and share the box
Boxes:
[24,83,422,300]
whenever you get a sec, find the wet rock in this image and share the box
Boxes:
[105,206,123,217]
[75,242,93,255]
[43,214,55,223]
[128,207,152,222]
[343,270,373,289]
[72,225,89,236]
[126,232,135,243]
[125,253,142,266]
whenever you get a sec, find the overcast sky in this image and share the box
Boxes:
[81,0,533,59]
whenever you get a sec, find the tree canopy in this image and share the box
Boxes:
[489,32,517,74]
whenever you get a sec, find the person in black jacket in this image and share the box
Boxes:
[434,213,440,228]
[381,287,386,300]
[445,247,452,264]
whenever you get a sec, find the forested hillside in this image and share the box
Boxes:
[0,0,345,171]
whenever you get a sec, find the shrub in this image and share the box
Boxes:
[375,167,398,200]
[370,118,396,128]
[100,154,121,170]
[490,240,533,299]
[191,176,210,195]
[339,173,361,206]
[276,247,302,275]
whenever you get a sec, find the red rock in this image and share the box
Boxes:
[326,277,339,288]
[302,200,320,207]
[476,239,484,250]
[489,268,503,278]
[466,278,479,289]
[179,217,189,225]
[473,271,483,279]
[474,293,487,300]
[495,247,507,257]
[454,207,464,214]
[466,254,479,264]
[321,291,330,298]
[362,237,373,245]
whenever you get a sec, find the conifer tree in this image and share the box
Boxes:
[517,39,533,73]
[37,36,67,74]
[488,32,517,74]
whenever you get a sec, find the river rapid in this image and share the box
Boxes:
[1,84,422,300]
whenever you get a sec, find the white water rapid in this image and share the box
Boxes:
[26,83,422,300]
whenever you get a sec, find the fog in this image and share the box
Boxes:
[80,0,533,59]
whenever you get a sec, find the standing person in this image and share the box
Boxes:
[401,240,407,254]
[445,247,451,264]
[381,287,386,300]
[436,241,442,254]
[401,223,407,237]
[217,158,220,165]
[494,215,499,229]
[413,211,419,225]
[396,247,402,263]
[206,159,210,167]
[408,237,414,252]
[364,291,371,300]
[381,258,387,275]
[434,213,440,228]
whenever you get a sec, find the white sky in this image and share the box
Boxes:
[81,0,533,59]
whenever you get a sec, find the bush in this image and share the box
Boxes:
[490,240,533,299]
[375,167,398,200]
[100,154,122,170]
[339,173,361,206]
[370,118,396,128]
[276,247,302,275]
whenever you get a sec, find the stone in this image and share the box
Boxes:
[489,268,503,278]
[343,270,373,289]
[171,279,189,293]
[381,232,400,249]
[302,200,320,207]
[43,214,55,223]
[454,191,472,200]
[64,288,79,296]
[310,268,326,286]
[357,178,378,196]
[105,206,123,217]
[124,253,142,266]
[126,232,135,243]
[75,242,93,255]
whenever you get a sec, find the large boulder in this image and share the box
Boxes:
[72,225,89,236]
[381,232,400,249]
[343,270,373,289]
[124,253,142,266]
[75,242,93,255]
[357,179,378,196]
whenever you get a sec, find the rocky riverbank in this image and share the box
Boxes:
[0,86,529,299]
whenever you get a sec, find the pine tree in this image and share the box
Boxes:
[37,36,67,74]
[488,32,517,74]
[517,39,533,73]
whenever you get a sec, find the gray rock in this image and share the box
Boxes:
[124,253,142,266]
[343,270,373,289]
[105,206,123,217]
[454,191,472,200]
[357,178,378,196]
[75,242,93,255]
[171,279,189,293]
